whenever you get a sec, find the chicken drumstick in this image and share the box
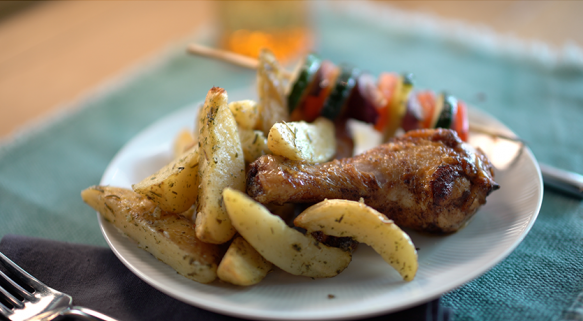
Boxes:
[247,128,499,233]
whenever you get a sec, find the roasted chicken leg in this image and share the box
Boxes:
[247,128,499,233]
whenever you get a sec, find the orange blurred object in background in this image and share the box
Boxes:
[216,1,313,64]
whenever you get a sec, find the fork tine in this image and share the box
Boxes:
[0,300,13,317]
[0,252,40,301]
[0,279,25,308]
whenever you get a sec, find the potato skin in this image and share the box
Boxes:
[195,87,246,244]
[223,188,352,278]
[132,144,199,214]
[81,185,221,284]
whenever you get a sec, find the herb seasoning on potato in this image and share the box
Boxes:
[195,87,246,244]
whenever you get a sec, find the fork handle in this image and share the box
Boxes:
[540,163,583,198]
[59,306,120,321]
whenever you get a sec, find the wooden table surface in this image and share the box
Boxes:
[1,1,581,140]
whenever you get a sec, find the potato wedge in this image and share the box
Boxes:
[223,188,352,278]
[81,186,221,284]
[132,144,199,214]
[256,49,289,134]
[196,87,246,244]
[217,236,272,286]
[294,199,418,281]
[229,100,259,130]
[193,102,206,137]
[238,128,270,163]
[267,117,336,163]
[173,129,196,158]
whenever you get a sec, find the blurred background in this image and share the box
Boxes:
[1,0,582,141]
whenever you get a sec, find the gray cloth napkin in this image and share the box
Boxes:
[0,234,450,321]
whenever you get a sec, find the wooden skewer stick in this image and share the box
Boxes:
[469,122,526,144]
[187,43,259,70]
[187,43,294,79]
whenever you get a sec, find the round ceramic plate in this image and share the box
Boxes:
[99,89,543,320]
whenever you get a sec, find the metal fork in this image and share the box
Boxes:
[0,251,119,321]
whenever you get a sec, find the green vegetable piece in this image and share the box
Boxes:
[320,65,360,121]
[287,53,322,113]
[434,93,458,129]
[402,72,415,86]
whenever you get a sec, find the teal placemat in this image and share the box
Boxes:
[0,40,255,246]
[1,2,582,320]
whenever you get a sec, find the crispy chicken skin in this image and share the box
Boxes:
[247,128,499,233]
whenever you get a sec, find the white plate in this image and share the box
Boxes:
[99,89,543,320]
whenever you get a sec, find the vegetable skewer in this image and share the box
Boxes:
[187,44,494,144]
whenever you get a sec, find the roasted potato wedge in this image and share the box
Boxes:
[193,102,206,137]
[223,188,352,278]
[294,199,418,281]
[81,186,221,284]
[256,49,289,134]
[217,236,272,286]
[238,128,270,163]
[267,117,336,163]
[132,144,199,214]
[195,87,246,244]
[173,129,196,158]
[229,100,259,130]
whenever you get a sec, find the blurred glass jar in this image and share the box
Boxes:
[216,1,313,64]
